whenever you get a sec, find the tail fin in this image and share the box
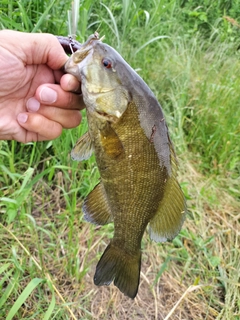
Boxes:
[94,243,141,299]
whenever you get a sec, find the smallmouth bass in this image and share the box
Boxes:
[64,33,186,299]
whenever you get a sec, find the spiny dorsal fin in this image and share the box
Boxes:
[83,182,113,225]
[71,131,93,161]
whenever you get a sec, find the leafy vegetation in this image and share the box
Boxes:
[0,0,239,319]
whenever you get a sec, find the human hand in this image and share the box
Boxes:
[0,30,84,143]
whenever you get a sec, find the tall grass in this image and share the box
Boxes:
[0,0,239,319]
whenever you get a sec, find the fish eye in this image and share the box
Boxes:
[102,58,112,69]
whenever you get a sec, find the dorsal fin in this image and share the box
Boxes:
[149,146,186,242]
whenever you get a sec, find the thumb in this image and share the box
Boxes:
[1,30,68,70]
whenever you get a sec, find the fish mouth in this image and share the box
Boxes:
[64,48,93,80]
[64,34,101,78]
[65,34,114,94]
[64,32,111,85]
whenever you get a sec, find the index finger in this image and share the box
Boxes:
[60,73,81,93]
[34,83,85,110]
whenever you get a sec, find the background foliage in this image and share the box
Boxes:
[0,0,239,319]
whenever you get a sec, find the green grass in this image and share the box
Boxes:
[0,0,240,319]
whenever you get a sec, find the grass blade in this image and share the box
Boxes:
[6,278,44,320]
[0,263,11,276]
[31,0,56,33]
[101,2,120,49]
[135,35,170,54]
[72,0,80,38]
[43,290,56,320]
[16,167,34,195]
[0,267,16,309]
[17,0,33,32]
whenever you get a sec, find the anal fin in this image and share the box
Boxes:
[83,182,113,225]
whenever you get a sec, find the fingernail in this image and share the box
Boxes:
[17,113,28,123]
[39,87,57,103]
[27,97,40,111]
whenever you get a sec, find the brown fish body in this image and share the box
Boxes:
[64,34,186,298]
[87,102,167,250]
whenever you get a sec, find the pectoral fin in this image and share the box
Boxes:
[71,132,93,161]
[100,123,124,159]
[149,176,186,242]
[83,182,113,225]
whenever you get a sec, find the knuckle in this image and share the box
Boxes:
[64,111,81,129]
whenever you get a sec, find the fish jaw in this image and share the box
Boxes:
[64,47,93,82]
[63,33,100,80]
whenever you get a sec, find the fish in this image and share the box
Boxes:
[64,33,186,299]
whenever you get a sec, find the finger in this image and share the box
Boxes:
[60,74,81,93]
[17,112,64,141]
[32,105,82,129]
[28,84,85,110]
